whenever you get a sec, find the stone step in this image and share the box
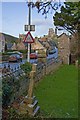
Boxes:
[32,106,40,117]
[25,95,36,100]
[33,100,38,108]
[28,100,38,108]
[27,100,38,113]
[24,96,36,104]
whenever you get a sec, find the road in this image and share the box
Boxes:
[0,48,58,70]
[0,59,38,70]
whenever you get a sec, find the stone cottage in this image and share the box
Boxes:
[11,42,17,50]
[31,38,45,51]
[17,41,26,50]
[58,33,70,64]
[0,33,5,52]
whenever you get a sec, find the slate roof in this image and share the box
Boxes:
[7,43,13,50]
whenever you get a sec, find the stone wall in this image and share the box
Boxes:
[32,58,62,82]
[2,58,62,105]
[2,67,30,105]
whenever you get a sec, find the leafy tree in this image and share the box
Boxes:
[53,2,80,56]
[27,1,61,18]
[27,1,80,34]
[53,2,80,34]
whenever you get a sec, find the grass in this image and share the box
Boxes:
[34,65,78,118]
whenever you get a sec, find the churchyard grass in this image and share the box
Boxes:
[34,65,78,118]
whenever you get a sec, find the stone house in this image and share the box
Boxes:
[48,28,55,39]
[19,34,26,41]
[39,35,57,52]
[31,38,45,51]
[17,41,26,50]
[31,38,47,58]
[69,33,78,64]
[0,33,19,52]
[11,41,26,51]
[58,33,70,64]
[19,34,28,50]
[70,33,78,55]
[39,38,51,51]
[48,28,58,46]
[0,33,5,52]
[11,42,17,50]
[7,43,13,50]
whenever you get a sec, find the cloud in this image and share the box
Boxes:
[32,20,54,37]
[1,0,25,2]
[33,19,53,26]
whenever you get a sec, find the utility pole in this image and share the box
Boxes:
[23,1,35,62]
[27,1,31,62]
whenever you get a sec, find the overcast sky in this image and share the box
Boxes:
[1,1,65,38]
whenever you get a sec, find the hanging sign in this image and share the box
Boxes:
[24,25,35,31]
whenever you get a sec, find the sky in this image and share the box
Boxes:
[0,1,65,38]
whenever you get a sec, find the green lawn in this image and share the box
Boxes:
[34,65,78,118]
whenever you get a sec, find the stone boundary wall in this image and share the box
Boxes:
[2,58,62,105]
[2,68,30,105]
[32,58,62,82]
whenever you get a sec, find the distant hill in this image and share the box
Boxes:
[1,33,19,43]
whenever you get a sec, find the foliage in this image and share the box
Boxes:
[8,107,41,119]
[8,107,28,119]
[2,76,14,106]
[2,50,16,55]
[27,1,61,18]
[20,62,32,75]
[79,57,80,65]
[3,50,27,56]
[53,2,80,34]
[18,50,27,54]
[34,65,78,118]
[2,52,9,55]
[2,82,13,106]
[2,70,28,107]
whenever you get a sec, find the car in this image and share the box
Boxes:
[8,54,22,62]
[30,53,38,59]
[14,51,23,60]
[49,49,56,54]
[8,51,23,61]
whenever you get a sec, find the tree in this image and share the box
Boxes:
[27,1,80,34]
[53,2,80,34]
[53,2,80,57]
[27,1,61,18]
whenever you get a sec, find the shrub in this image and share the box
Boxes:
[2,83,13,106]
[20,62,32,75]
[18,50,27,54]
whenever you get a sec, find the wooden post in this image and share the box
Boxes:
[28,71,35,99]
[32,64,37,72]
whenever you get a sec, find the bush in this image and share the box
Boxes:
[2,83,13,106]
[18,50,27,54]
[20,62,32,75]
